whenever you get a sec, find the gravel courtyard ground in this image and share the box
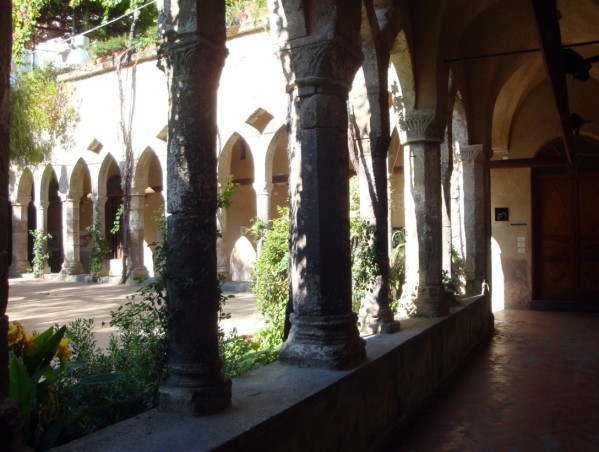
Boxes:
[7,277,261,349]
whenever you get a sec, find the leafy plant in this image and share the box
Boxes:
[225,0,268,27]
[10,66,79,167]
[8,321,72,449]
[249,206,289,351]
[29,228,51,278]
[88,33,129,60]
[88,206,111,282]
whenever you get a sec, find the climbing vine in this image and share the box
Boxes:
[29,228,51,278]
[88,206,111,282]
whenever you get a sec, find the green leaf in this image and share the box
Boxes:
[24,325,66,373]
[9,356,32,419]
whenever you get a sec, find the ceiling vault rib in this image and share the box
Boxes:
[531,0,575,166]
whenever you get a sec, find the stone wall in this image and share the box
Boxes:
[57,295,494,451]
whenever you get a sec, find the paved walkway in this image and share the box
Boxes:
[380,309,599,451]
[7,278,261,349]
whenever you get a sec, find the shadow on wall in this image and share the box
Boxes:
[230,235,256,281]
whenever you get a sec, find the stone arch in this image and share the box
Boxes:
[10,169,36,274]
[69,159,93,274]
[389,29,416,120]
[135,147,165,277]
[40,165,64,273]
[491,58,545,155]
[264,124,289,218]
[388,126,404,234]
[219,132,257,283]
[99,154,123,264]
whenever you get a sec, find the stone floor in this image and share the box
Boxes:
[380,309,599,451]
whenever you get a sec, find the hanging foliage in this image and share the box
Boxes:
[9,66,79,167]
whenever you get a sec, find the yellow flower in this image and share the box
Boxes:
[55,338,72,361]
[7,321,26,354]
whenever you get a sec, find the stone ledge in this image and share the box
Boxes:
[56,295,493,451]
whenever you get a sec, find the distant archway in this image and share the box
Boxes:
[42,167,63,273]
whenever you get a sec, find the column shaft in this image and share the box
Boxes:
[61,195,84,275]
[158,0,231,415]
[129,193,148,280]
[9,201,30,275]
[400,110,448,317]
[274,2,366,369]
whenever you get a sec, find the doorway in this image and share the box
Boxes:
[533,137,599,303]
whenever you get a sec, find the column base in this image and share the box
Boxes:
[60,261,85,276]
[280,313,366,370]
[8,261,30,278]
[130,266,149,282]
[159,379,232,416]
[414,284,449,317]
[359,306,400,335]
[466,279,484,296]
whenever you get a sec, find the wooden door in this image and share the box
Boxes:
[534,172,599,301]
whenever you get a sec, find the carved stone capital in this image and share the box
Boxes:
[253,182,273,196]
[457,144,484,162]
[282,37,363,96]
[160,32,228,83]
[399,110,444,145]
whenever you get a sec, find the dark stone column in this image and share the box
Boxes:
[0,1,19,447]
[273,1,366,369]
[157,0,231,415]
[399,110,448,317]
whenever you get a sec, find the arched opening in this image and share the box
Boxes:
[75,163,93,273]
[137,150,165,277]
[106,164,123,261]
[46,171,63,273]
[532,136,599,304]
[222,134,257,282]
[267,126,289,219]
[27,182,36,265]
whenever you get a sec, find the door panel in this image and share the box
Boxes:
[535,173,599,301]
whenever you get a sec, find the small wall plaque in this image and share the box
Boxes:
[495,207,509,221]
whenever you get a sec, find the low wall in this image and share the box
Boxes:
[57,295,494,451]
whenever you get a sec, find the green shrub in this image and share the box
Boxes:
[29,228,51,278]
[249,206,290,351]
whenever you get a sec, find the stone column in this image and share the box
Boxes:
[274,1,366,369]
[9,198,31,275]
[1,5,23,446]
[253,182,273,223]
[61,193,85,275]
[457,144,486,294]
[128,193,149,280]
[157,0,231,415]
[399,110,448,317]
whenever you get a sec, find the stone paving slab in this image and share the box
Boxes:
[7,278,261,349]
[379,309,599,450]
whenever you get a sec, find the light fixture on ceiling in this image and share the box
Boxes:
[563,48,599,81]
[571,113,592,136]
